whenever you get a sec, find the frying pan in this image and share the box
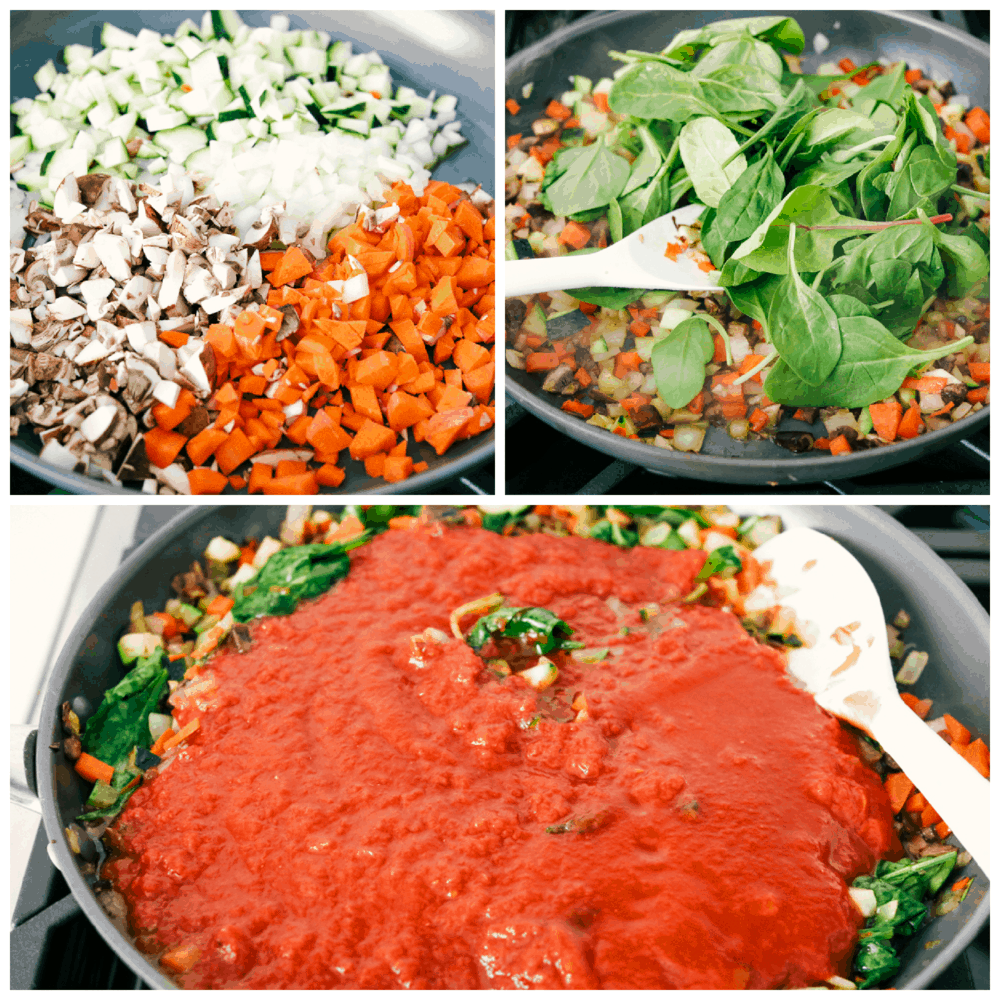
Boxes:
[505,11,990,485]
[16,504,990,989]
[10,10,495,495]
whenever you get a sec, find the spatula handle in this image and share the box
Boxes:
[871,697,990,879]
[505,251,615,298]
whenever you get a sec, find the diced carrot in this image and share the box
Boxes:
[546,99,573,120]
[904,68,923,84]
[838,58,857,73]
[247,460,273,493]
[813,437,831,450]
[900,692,933,719]
[829,434,852,456]
[382,454,414,483]
[275,460,308,478]
[161,717,200,752]
[592,91,609,113]
[158,329,189,348]
[186,427,229,467]
[316,463,345,488]
[902,375,948,392]
[920,804,942,828]
[964,106,990,144]
[205,595,235,617]
[967,386,989,403]
[505,98,521,115]
[144,427,187,469]
[869,400,903,442]
[188,468,229,495]
[269,247,315,287]
[558,220,591,249]
[687,391,704,415]
[214,428,256,475]
[348,419,397,460]
[968,362,990,383]
[562,399,595,418]
[507,133,522,150]
[748,408,769,433]
[228,475,247,491]
[74,752,114,785]
[905,792,928,813]
[150,728,176,757]
[424,407,474,455]
[712,335,727,363]
[956,738,990,778]
[943,714,971,746]
[884,772,915,815]
[262,472,320,495]
[897,405,924,440]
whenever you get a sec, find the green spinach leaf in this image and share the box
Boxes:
[714,147,785,242]
[541,141,631,218]
[678,116,747,208]
[697,544,742,579]
[232,539,365,622]
[81,649,169,769]
[590,519,640,548]
[650,315,714,407]
[767,224,842,385]
[765,315,975,407]
[465,606,580,654]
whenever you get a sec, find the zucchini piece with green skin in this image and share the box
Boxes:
[546,309,591,341]
[118,633,162,665]
[521,302,548,338]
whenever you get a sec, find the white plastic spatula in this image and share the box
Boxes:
[754,527,990,879]
[505,203,724,297]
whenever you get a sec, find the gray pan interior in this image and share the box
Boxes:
[11,10,495,495]
[505,10,989,485]
[37,504,988,989]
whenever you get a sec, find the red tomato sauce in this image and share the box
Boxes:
[106,526,895,989]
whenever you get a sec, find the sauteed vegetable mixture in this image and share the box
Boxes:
[57,506,988,988]
[505,17,989,455]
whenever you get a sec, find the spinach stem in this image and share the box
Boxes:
[951,184,989,200]
[771,213,953,232]
[700,312,732,364]
[733,351,773,385]
[778,131,804,171]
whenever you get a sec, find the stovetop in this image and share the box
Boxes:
[504,10,990,497]
[10,504,990,988]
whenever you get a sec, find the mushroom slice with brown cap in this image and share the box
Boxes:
[120,274,153,318]
[48,297,88,322]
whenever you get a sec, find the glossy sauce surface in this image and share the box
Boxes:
[107,526,894,989]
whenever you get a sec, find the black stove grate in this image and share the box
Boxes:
[10,505,989,989]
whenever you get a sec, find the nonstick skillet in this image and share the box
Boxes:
[504,11,989,486]
[15,504,990,988]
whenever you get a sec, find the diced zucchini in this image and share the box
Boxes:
[118,632,162,664]
[10,134,31,165]
[522,302,548,338]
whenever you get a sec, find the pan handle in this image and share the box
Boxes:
[11,726,40,813]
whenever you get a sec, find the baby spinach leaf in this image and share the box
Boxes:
[853,60,908,111]
[714,146,785,242]
[465,606,579,655]
[614,505,711,528]
[731,185,867,275]
[698,207,729,268]
[690,34,783,81]
[767,224,841,385]
[590,519,640,548]
[618,160,671,237]
[608,61,706,121]
[232,539,365,621]
[827,294,873,318]
[607,197,623,243]
[793,153,869,192]
[875,850,958,898]
[650,315,714,407]
[697,544,742,579]
[699,64,782,115]
[719,256,763,287]
[82,648,169,770]
[886,144,955,220]
[765,315,974,407]
[663,16,804,61]
[920,212,990,296]
[678,116,747,208]
[542,141,631,218]
[621,125,666,197]
[725,272,783,336]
